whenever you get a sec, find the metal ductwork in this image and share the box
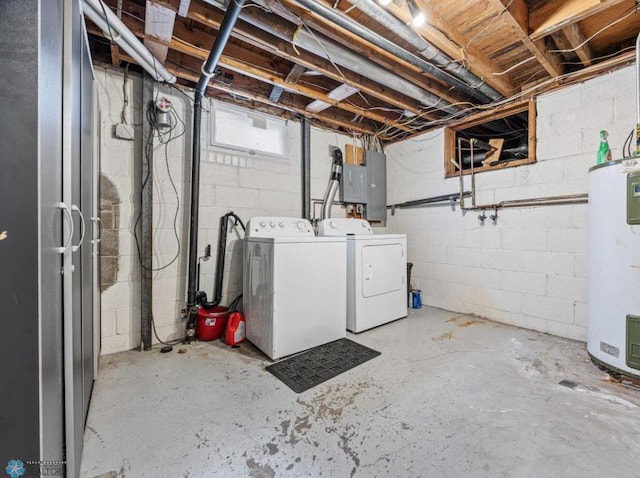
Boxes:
[203,0,462,114]
[293,0,494,104]
[347,0,502,102]
[82,0,176,83]
[185,0,245,340]
[292,29,461,114]
[322,148,344,220]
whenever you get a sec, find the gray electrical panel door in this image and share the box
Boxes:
[365,151,387,222]
[341,164,368,204]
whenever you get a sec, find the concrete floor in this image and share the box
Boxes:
[81,307,640,478]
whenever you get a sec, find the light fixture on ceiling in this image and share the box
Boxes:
[407,0,425,27]
[378,0,392,6]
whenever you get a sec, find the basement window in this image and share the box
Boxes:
[444,99,536,178]
[210,103,288,158]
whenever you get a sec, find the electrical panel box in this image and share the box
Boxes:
[627,171,640,224]
[365,150,387,222]
[340,164,368,204]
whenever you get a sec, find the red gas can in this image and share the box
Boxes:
[196,306,229,341]
[225,311,246,346]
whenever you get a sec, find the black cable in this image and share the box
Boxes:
[97,0,116,44]
[151,316,184,346]
[623,128,634,158]
[133,99,186,271]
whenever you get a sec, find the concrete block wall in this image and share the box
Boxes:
[97,67,353,354]
[386,65,637,342]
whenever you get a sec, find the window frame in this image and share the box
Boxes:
[444,98,536,178]
[209,102,289,159]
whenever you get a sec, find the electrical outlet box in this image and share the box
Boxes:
[114,123,135,141]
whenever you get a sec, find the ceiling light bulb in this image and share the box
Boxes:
[407,0,425,27]
[378,0,392,5]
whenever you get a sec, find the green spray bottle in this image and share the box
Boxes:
[597,130,612,165]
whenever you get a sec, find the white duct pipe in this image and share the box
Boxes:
[82,0,176,83]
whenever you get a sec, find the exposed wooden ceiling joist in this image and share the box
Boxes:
[166,62,382,135]
[382,0,517,96]
[274,0,468,106]
[562,24,594,66]
[530,0,629,40]
[490,0,563,77]
[182,3,432,116]
[170,37,414,131]
[85,0,640,142]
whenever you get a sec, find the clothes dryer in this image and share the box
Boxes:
[317,218,407,333]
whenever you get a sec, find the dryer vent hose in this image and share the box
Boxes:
[321,149,343,220]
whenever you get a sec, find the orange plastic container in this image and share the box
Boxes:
[196,306,229,341]
[225,312,246,346]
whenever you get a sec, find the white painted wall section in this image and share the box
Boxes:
[96,67,353,354]
[386,65,637,342]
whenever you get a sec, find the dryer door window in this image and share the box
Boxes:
[361,243,403,298]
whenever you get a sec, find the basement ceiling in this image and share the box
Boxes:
[85,0,640,143]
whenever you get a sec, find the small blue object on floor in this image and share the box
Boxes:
[410,290,422,309]
[265,338,381,393]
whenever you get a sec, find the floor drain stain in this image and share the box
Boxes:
[559,379,578,389]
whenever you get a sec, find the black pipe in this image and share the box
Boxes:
[387,192,471,211]
[301,117,311,219]
[185,0,245,340]
[196,212,245,309]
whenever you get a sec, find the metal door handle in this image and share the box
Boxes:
[91,216,103,244]
[71,205,85,252]
[55,202,74,254]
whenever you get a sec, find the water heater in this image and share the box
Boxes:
[588,159,640,379]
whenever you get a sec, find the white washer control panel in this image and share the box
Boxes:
[317,218,373,236]
[246,217,314,237]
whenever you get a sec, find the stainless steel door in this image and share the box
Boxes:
[63,0,87,475]
[80,24,95,422]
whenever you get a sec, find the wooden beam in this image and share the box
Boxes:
[270,63,306,103]
[562,24,594,66]
[285,64,306,84]
[170,37,414,131]
[183,3,433,116]
[520,49,635,94]
[489,0,563,77]
[166,64,382,135]
[109,0,123,66]
[385,0,518,96]
[530,0,629,41]
[89,1,416,128]
[271,0,466,105]
[110,43,121,67]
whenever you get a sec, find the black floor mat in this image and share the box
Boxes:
[265,338,381,393]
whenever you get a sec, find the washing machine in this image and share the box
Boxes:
[243,217,347,360]
[317,218,407,333]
